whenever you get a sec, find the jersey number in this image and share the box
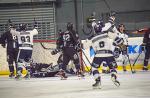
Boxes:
[21,36,30,43]
[99,41,105,48]
[63,34,70,41]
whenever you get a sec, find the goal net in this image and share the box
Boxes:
[32,40,85,72]
[32,40,59,65]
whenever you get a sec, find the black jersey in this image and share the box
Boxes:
[1,31,18,50]
[143,28,150,46]
[58,30,79,48]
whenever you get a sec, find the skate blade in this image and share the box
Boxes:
[24,77,30,80]
[93,86,101,89]
[78,77,85,80]
[15,77,22,81]
[111,78,120,87]
[9,76,15,79]
[113,81,120,87]
[61,78,67,80]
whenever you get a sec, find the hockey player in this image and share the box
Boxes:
[10,23,38,79]
[52,30,77,75]
[89,16,111,74]
[86,11,123,89]
[117,24,128,72]
[0,25,19,78]
[131,28,150,71]
[55,22,84,79]
[51,30,67,79]
[141,28,150,71]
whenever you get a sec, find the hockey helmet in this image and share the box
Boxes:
[19,23,27,31]
[118,24,125,28]
[67,22,73,30]
[109,11,116,17]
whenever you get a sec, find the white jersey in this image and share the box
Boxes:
[89,22,121,57]
[10,28,38,50]
[119,33,128,45]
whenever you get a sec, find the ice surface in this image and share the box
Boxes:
[0,71,150,98]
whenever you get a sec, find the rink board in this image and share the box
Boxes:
[0,37,150,75]
[82,37,150,71]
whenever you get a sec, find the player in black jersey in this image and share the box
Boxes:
[141,28,150,71]
[0,25,18,78]
[55,22,83,79]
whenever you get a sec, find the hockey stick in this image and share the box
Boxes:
[81,56,92,74]
[132,52,142,68]
[126,54,136,73]
[82,26,93,35]
[81,0,94,36]
[40,42,55,50]
[132,44,145,68]
[81,49,92,70]
[120,46,135,73]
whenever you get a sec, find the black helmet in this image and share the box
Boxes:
[67,22,73,30]
[19,23,26,31]
[118,24,125,28]
[9,24,16,29]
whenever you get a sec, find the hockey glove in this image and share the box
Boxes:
[141,43,146,51]
[113,37,124,48]
[1,44,5,48]
[119,44,127,51]
[75,43,82,52]
[51,49,59,55]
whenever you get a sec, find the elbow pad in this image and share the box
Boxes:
[113,37,124,46]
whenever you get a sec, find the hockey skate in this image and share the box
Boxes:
[24,73,30,80]
[76,70,85,78]
[102,69,110,74]
[111,75,120,87]
[92,77,101,89]
[15,74,22,80]
[9,72,15,78]
[122,66,127,72]
[57,70,68,80]
[143,66,148,71]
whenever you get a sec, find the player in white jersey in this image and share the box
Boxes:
[86,11,123,89]
[10,23,38,79]
[117,24,128,72]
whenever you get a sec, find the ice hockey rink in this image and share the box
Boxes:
[0,71,150,98]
